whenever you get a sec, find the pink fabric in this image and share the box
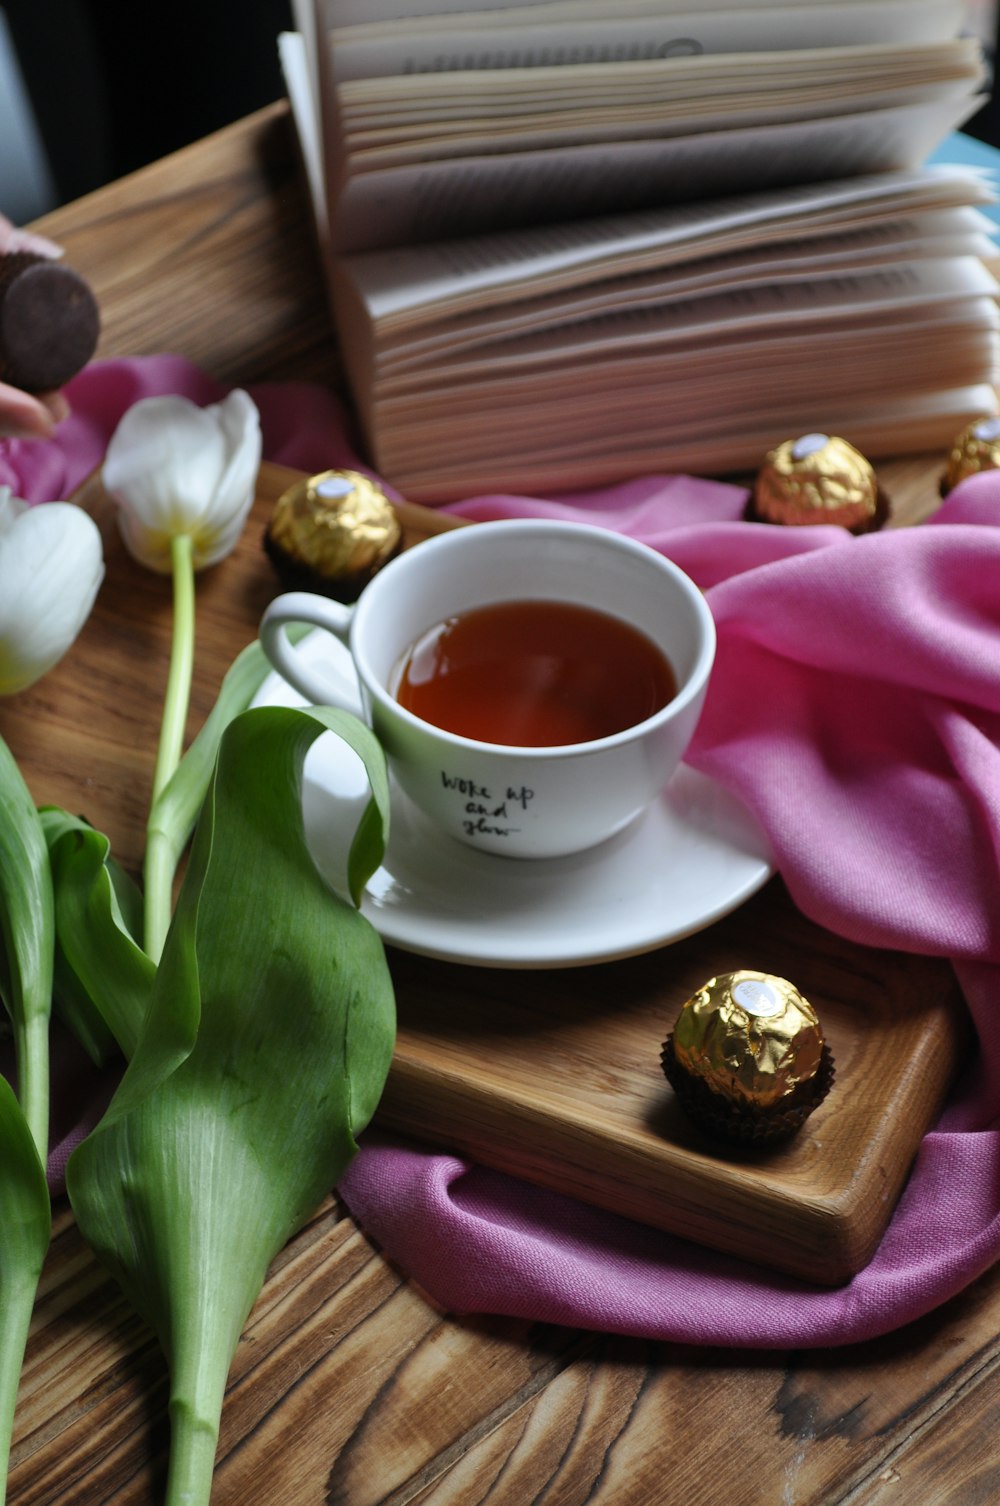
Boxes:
[0,354,378,504]
[0,1024,118,1189]
[6,354,1000,1349]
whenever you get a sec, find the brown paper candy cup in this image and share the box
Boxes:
[661,1034,836,1147]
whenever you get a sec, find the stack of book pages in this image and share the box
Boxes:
[284,0,1000,502]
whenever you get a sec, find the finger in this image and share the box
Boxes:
[0,216,63,260]
[0,381,61,438]
[39,390,71,425]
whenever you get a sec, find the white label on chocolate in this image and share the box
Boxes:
[791,433,829,461]
[972,417,1000,443]
[316,476,355,498]
[732,978,783,1017]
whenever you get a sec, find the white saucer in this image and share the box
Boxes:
[252,630,774,969]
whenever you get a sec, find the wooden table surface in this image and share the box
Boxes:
[5,102,1000,1505]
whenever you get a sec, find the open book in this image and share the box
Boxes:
[284,1,999,501]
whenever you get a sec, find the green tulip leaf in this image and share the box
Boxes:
[67,704,395,1506]
[150,639,279,865]
[0,735,54,1160]
[39,808,154,1064]
[0,737,55,1505]
[0,1078,51,1502]
[50,945,118,1068]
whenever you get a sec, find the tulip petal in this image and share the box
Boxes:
[103,391,262,573]
[104,397,228,572]
[0,488,28,533]
[0,503,104,695]
[192,391,261,570]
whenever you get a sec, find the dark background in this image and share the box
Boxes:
[4,0,294,207]
[4,0,999,210]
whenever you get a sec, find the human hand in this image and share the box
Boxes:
[0,216,72,439]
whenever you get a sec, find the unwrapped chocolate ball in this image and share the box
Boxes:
[941,416,1000,495]
[661,970,835,1145]
[264,469,402,602]
[750,433,886,533]
[0,252,100,393]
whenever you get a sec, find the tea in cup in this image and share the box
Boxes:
[259,519,715,859]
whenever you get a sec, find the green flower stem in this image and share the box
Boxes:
[164,1351,232,1506]
[0,734,54,1166]
[144,533,195,962]
[13,1013,49,1165]
[0,1270,41,1501]
[0,1076,51,1506]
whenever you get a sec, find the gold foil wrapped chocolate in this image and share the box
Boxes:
[264,469,402,601]
[672,971,823,1109]
[941,416,1000,494]
[751,433,884,533]
[661,970,835,1145]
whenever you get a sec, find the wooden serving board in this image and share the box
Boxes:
[3,462,968,1293]
[384,883,967,1286]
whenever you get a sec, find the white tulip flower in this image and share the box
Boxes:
[102,390,262,573]
[101,389,262,959]
[0,487,104,695]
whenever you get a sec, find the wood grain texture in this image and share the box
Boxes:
[35,105,342,391]
[5,102,997,1505]
[12,1195,1000,1506]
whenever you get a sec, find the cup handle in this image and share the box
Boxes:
[259,592,364,717]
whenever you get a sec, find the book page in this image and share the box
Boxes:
[375,329,998,454]
[380,346,1000,442]
[325,0,954,26]
[369,323,1000,478]
[325,0,598,23]
[376,380,999,503]
[382,349,1000,465]
[372,358,999,484]
[328,94,982,251]
[337,42,982,133]
[328,4,967,81]
[370,260,1000,386]
[342,80,981,174]
[370,212,998,369]
[336,168,996,324]
[280,31,329,239]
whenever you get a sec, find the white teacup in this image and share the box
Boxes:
[259,519,715,859]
